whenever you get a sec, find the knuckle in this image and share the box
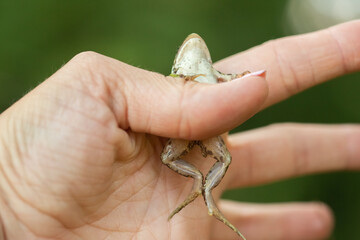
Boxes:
[70,51,105,69]
[64,51,115,86]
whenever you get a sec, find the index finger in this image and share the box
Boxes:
[215,20,360,108]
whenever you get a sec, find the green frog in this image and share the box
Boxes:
[161,33,252,239]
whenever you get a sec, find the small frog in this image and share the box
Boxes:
[161,34,251,239]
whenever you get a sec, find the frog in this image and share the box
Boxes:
[161,33,252,239]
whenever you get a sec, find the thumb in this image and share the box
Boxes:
[57,52,268,140]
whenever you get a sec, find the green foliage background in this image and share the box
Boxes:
[1,0,359,238]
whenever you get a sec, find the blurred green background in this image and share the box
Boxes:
[1,0,360,238]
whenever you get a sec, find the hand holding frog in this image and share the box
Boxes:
[0,20,360,240]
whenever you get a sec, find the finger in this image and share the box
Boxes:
[211,200,333,240]
[226,123,360,188]
[53,52,268,140]
[215,20,360,108]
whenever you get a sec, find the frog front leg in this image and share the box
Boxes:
[200,136,246,239]
[214,70,251,82]
[161,139,204,220]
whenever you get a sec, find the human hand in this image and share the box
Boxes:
[0,20,359,240]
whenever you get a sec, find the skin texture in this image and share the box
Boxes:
[0,20,359,240]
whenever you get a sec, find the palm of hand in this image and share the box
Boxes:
[2,69,217,240]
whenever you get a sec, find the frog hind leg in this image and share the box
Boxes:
[161,139,204,220]
[200,136,247,240]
